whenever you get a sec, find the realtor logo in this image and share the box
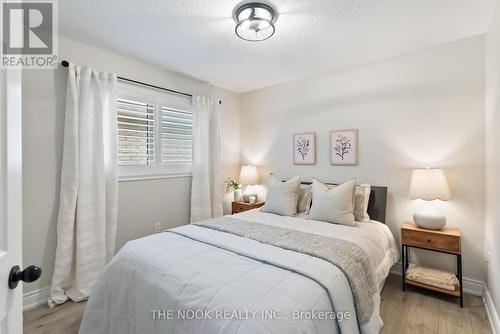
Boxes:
[2,0,58,68]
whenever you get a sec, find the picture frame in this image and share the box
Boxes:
[330,129,358,166]
[293,132,316,165]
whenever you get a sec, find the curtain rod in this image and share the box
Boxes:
[60,60,193,99]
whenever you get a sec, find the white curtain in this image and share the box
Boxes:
[49,63,118,306]
[190,95,223,222]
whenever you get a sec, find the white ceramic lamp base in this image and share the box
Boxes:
[413,212,447,230]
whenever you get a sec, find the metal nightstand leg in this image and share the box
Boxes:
[405,245,409,271]
[458,254,463,307]
[402,244,406,291]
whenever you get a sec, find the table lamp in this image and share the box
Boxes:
[239,165,259,203]
[409,168,451,229]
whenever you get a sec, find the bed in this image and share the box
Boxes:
[79,185,398,334]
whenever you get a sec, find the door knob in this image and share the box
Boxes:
[8,265,42,289]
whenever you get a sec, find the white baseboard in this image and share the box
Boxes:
[483,284,500,334]
[390,263,483,296]
[463,277,485,296]
[23,286,50,310]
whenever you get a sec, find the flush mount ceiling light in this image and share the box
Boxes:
[234,2,277,42]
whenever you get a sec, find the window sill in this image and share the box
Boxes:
[118,172,192,183]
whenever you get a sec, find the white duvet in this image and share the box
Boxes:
[79,210,398,334]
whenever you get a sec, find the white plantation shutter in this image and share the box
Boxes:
[161,106,193,164]
[116,82,193,177]
[117,98,155,166]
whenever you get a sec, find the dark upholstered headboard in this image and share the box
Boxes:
[300,182,388,224]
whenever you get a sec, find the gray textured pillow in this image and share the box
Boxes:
[261,174,300,216]
[354,183,371,222]
[297,184,312,213]
[309,179,357,226]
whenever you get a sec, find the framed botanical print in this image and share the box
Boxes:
[293,132,316,165]
[330,129,358,165]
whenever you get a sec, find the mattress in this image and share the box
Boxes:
[79,211,398,334]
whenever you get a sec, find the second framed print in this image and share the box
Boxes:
[293,132,316,165]
[330,129,358,165]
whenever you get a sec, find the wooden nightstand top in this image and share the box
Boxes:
[232,201,264,214]
[401,222,460,237]
[401,222,461,254]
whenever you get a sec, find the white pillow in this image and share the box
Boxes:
[261,174,300,216]
[309,179,358,226]
[311,182,370,222]
[354,183,371,222]
[297,184,313,214]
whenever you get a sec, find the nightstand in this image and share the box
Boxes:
[231,201,264,214]
[401,222,463,307]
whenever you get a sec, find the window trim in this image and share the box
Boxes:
[118,172,192,183]
[117,82,193,181]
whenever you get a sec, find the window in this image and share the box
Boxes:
[160,106,193,164]
[117,83,193,180]
[117,98,155,166]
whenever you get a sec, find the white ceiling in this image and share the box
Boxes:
[59,0,495,93]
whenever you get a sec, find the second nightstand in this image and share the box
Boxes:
[401,222,463,307]
[231,201,264,214]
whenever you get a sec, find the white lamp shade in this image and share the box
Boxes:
[239,165,259,186]
[409,168,451,201]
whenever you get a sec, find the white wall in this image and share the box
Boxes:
[217,87,242,213]
[240,36,486,281]
[485,0,500,327]
[22,36,240,294]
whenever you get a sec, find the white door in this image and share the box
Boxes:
[0,23,24,334]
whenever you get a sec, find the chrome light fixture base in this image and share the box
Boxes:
[234,2,277,42]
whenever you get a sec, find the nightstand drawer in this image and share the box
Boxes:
[402,229,460,253]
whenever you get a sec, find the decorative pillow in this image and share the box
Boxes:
[313,182,370,222]
[354,183,371,222]
[309,179,357,226]
[297,184,312,214]
[261,174,300,216]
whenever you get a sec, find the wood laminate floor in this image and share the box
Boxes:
[24,275,492,334]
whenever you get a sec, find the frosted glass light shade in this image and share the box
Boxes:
[409,168,451,201]
[239,165,259,186]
